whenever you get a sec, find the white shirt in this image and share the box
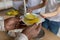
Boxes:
[46,0,60,22]
[46,0,57,12]
[27,0,46,13]
[13,0,46,13]
[13,1,23,10]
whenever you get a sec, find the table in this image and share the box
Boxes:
[31,27,60,40]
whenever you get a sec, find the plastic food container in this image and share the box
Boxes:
[22,13,45,25]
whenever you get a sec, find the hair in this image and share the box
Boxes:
[4,17,20,30]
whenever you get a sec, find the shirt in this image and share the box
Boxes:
[13,1,23,10]
[46,0,57,12]
[46,0,60,22]
[27,0,46,13]
[26,0,45,23]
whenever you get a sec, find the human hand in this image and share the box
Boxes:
[22,23,41,40]
[27,8,33,13]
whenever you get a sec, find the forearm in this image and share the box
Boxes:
[41,12,58,18]
[30,0,47,10]
[25,0,28,3]
[40,7,60,18]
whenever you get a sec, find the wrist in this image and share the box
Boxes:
[40,14,45,18]
[31,7,35,11]
[22,32,31,40]
[29,7,34,11]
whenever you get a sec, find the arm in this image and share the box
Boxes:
[19,0,28,10]
[25,0,28,3]
[40,7,60,18]
[15,23,41,40]
[29,0,47,10]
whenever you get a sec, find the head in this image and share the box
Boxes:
[4,17,20,31]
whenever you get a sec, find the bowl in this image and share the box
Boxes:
[23,13,40,25]
[24,13,37,20]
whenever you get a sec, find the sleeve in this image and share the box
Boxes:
[8,29,28,40]
[15,33,28,40]
[47,0,58,12]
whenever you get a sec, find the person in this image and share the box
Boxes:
[15,23,41,40]
[13,0,46,14]
[4,17,20,31]
[26,0,47,14]
[19,0,47,14]
[0,17,41,40]
[40,0,60,35]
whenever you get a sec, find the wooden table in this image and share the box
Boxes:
[41,28,60,40]
[30,27,60,40]
[0,31,14,40]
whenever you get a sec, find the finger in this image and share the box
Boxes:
[30,10,32,13]
[36,23,42,31]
